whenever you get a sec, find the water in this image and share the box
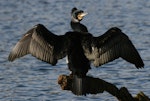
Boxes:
[0,0,150,100]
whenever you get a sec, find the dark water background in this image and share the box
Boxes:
[0,0,150,101]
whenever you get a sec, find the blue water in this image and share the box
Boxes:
[0,0,150,101]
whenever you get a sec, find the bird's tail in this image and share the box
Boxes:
[71,75,86,95]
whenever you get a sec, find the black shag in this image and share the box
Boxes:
[8,24,144,77]
[8,24,144,95]
[70,7,88,32]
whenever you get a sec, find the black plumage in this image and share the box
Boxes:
[8,24,67,65]
[8,24,144,77]
[67,33,90,77]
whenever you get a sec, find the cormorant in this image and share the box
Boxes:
[8,24,144,76]
[70,7,88,32]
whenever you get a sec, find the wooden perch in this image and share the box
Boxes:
[58,74,150,101]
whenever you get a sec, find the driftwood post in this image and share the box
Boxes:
[58,74,150,101]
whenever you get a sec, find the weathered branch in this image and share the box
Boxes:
[58,74,150,101]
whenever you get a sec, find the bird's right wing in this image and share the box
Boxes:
[8,24,68,65]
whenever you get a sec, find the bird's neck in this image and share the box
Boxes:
[70,21,81,32]
[71,16,80,23]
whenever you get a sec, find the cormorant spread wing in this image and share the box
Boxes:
[8,24,69,65]
[83,27,144,68]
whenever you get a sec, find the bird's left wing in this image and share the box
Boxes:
[8,24,68,65]
[83,27,144,68]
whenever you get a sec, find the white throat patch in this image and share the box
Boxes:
[71,16,79,23]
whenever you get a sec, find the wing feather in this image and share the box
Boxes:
[8,29,33,61]
[8,24,68,65]
[84,27,144,68]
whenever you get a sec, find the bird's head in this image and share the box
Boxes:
[71,7,88,22]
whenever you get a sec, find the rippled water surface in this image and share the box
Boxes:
[0,0,150,101]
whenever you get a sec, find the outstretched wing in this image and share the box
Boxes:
[8,24,68,65]
[83,27,144,68]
